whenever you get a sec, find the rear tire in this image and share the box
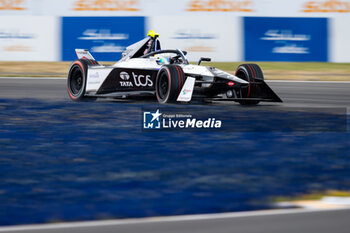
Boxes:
[155,65,185,104]
[67,59,97,101]
[235,64,263,105]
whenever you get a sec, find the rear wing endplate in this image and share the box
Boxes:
[75,49,95,60]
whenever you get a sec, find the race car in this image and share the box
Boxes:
[67,30,282,105]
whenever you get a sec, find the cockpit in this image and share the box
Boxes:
[120,30,189,65]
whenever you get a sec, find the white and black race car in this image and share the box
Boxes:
[67,30,282,105]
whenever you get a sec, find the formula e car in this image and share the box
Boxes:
[67,30,282,105]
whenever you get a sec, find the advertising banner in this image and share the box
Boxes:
[41,0,256,16]
[0,0,28,14]
[243,17,328,62]
[148,16,241,62]
[3,0,350,17]
[330,17,350,62]
[43,0,144,16]
[61,17,145,61]
[0,0,47,15]
[0,16,59,61]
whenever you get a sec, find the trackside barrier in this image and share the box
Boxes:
[1,0,350,62]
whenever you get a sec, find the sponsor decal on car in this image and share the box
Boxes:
[119,71,133,87]
[120,81,133,87]
[118,71,153,88]
[143,109,222,130]
[182,89,192,95]
[89,72,99,79]
[132,73,153,87]
[120,71,130,80]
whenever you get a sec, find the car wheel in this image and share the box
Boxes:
[155,65,185,103]
[235,64,263,106]
[67,59,97,101]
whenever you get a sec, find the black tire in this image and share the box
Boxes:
[67,59,98,101]
[155,65,185,104]
[235,64,264,105]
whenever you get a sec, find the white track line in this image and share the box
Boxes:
[0,207,350,232]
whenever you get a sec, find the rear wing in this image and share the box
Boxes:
[75,49,95,60]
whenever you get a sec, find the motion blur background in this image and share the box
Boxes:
[1,0,350,230]
[0,0,350,63]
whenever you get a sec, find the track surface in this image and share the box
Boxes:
[0,208,350,233]
[0,78,349,107]
[0,78,349,232]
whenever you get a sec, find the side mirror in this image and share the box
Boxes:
[198,57,211,65]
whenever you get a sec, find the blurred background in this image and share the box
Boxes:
[1,1,350,232]
[0,0,349,63]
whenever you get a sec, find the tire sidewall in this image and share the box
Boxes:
[236,65,251,98]
[156,65,184,104]
[156,67,172,103]
[235,65,251,83]
[67,60,87,100]
[235,64,262,105]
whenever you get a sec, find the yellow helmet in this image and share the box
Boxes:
[147,30,159,39]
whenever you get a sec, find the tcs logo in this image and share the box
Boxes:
[132,72,153,87]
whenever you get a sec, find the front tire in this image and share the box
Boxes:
[155,65,185,104]
[235,64,264,106]
[67,59,97,101]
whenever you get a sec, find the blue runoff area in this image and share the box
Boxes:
[0,99,349,225]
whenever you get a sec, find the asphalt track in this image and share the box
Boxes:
[0,208,350,233]
[0,77,350,108]
[0,77,349,233]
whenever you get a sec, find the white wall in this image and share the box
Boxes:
[148,16,242,62]
[0,16,59,61]
[330,17,350,62]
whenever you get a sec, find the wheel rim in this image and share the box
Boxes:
[158,71,169,100]
[70,66,83,95]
